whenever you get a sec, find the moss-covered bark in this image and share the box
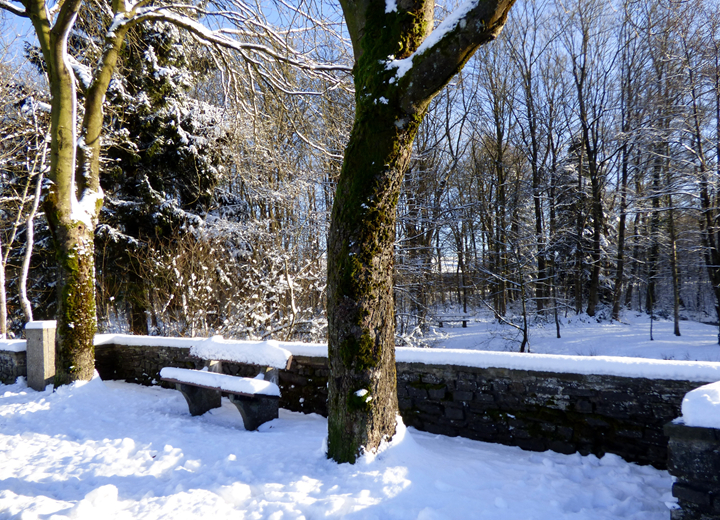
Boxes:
[22,0,130,385]
[327,0,516,462]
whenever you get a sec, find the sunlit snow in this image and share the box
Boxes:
[0,374,676,519]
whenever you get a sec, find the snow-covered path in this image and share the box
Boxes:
[0,376,674,519]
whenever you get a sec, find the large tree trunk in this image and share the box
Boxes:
[326,94,420,463]
[328,0,515,463]
[27,0,128,385]
[31,0,98,384]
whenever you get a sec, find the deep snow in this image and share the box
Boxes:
[0,375,676,519]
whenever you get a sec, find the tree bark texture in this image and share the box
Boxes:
[328,0,515,463]
[24,0,130,384]
[25,0,99,384]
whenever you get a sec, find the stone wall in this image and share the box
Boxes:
[92,344,331,415]
[396,362,700,469]
[665,422,720,519]
[94,343,198,384]
[0,350,26,385]
[90,343,713,469]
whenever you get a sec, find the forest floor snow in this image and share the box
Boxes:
[0,375,675,520]
[427,311,720,362]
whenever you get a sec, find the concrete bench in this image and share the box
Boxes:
[160,367,280,430]
[188,336,293,383]
[435,315,472,328]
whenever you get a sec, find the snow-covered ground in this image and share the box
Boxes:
[427,312,720,362]
[0,375,676,520]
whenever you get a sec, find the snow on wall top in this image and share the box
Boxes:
[681,381,720,429]
[393,348,720,383]
[95,334,291,369]
[159,367,280,397]
[58,334,720,382]
[95,334,200,348]
[281,343,720,382]
[25,321,57,330]
[189,336,291,369]
[0,340,27,353]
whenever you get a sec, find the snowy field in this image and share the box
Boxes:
[0,375,676,520]
[429,312,720,362]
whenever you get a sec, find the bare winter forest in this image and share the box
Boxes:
[2,0,720,347]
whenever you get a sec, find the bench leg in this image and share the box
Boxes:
[228,394,279,431]
[177,383,222,416]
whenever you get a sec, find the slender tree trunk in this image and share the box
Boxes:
[645,152,662,317]
[575,159,584,315]
[20,172,45,322]
[667,193,681,336]
[612,144,629,321]
[29,0,98,384]
[0,237,6,339]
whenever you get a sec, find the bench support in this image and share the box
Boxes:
[176,383,222,416]
[228,394,279,430]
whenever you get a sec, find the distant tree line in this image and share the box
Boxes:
[394,0,720,345]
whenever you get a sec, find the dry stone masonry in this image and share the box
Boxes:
[0,349,26,385]
[665,422,720,519]
[2,335,719,474]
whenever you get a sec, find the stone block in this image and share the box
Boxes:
[548,440,576,455]
[444,406,464,421]
[25,321,56,391]
[456,380,477,392]
[416,402,443,415]
[453,391,474,402]
[673,483,712,509]
[425,423,459,437]
[474,393,495,403]
[574,400,593,413]
[585,417,610,429]
[557,426,574,440]
[428,387,447,400]
[398,398,413,411]
[408,386,428,400]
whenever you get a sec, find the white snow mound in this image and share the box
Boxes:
[160,367,280,396]
[681,381,720,429]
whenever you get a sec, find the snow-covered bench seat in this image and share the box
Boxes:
[188,336,293,383]
[160,367,280,430]
[434,315,472,328]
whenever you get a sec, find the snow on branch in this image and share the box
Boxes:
[111,5,351,82]
[396,0,515,107]
[387,0,481,79]
[0,0,27,17]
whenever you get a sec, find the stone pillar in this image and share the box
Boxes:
[665,421,720,519]
[25,320,56,391]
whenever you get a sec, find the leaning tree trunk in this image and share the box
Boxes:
[326,90,418,463]
[328,0,515,463]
